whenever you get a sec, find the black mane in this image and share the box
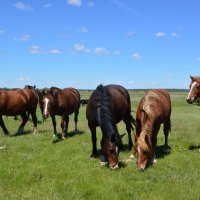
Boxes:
[95,84,121,145]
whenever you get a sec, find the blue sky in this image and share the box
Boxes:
[0,0,200,89]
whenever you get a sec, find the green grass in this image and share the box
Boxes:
[0,90,200,200]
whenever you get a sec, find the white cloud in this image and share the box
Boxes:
[197,57,200,62]
[130,53,142,60]
[79,26,89,33]
[155,32,167,37]
[18,76,31,81]
[28,45,44,54]
[112,50,120,55]
[14,34,31,41]
[14,2,33,11]
[67,0,82,7]
[94,48,109,55]
[0,30,5,34]
[43,3,51,8]
[126,31,137,36]
[87,2,95,7]
[171,32,178,37]
[49,49,63,54]
[72,43,91,53]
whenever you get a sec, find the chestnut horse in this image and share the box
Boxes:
[134,89,171,171]
[186,76,200,104]
[86,84,135,169]
[0,88,38,135]
[42,87,80,139]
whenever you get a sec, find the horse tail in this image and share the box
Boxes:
[129,113,136,131]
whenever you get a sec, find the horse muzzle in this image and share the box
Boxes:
[186,98,193,104]
[43,113,50,118]
[109,163,119,170]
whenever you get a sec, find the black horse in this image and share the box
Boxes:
[86,84,135,169]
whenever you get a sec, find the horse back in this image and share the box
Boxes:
[0,89,38,115]
[86,84,131,125]
[55,88,80,115]
[137,89,171,123]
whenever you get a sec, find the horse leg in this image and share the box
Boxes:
[163,118,171,154]
[16,112,29,135]
[30,112,37,134]
[74,105,80,133]
[61,115,68,139]
[0,115,9,136]
[151,124,160,164]
[123,117,133,150]
[88,121,98,157]
[51,115,57,138]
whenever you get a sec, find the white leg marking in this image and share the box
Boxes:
[44,98,49,116]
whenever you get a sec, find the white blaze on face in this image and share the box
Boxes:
[187,81,197,99]
[44,97,49,116]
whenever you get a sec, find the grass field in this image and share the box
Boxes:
[0,90,200,200]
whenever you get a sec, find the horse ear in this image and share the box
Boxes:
[190,75,194,80]
[42,89,48,95]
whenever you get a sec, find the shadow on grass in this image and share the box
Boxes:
[189,145,200,151]
[52,130,84,144]
[10,130,33,137]
[156,145,171,159]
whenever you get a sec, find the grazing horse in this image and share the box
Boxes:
[0,88,38,135]
[42,87,80,139]
[186,76,200,104]
[86,84,135,169]
[134,89,171,171]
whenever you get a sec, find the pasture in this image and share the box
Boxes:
[0,90,200,200]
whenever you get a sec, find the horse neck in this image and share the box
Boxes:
[96,85,119,139]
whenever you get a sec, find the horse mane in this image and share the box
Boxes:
[192,76,200,83]
[137,91,160,152]
[95,84,121,145]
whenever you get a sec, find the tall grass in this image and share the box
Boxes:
[0,90,200,200]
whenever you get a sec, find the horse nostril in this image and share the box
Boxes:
[138,168,144,172]
[186,99,192,104]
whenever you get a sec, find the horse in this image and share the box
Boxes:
[24,85,44,120]
[134,89,171,171]
[86,84,135,169]
[42,87,80,139]
[186,76,200,104]
[80,99,89,106]
[0,88,38,135]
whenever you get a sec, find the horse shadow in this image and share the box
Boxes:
[156,145,171,159]
[52,130,84,144]
[189,145,200,151]
[10,130,33,137]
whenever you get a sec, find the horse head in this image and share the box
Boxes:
[42,88,54,118]
[186,76,200,104]
[102,134,121,170]
[135,133,152,171]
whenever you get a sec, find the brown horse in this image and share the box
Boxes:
[24,85,44,120]
[86,84,135,169]
[186,76,200,104]
[0,88,38,135]
[134,89,171,171]
[42,87,80,139]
